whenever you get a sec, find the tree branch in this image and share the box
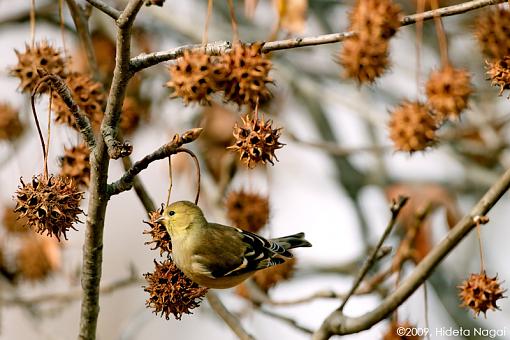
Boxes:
[78,1,144,339]
[85,0,120,20]
[339,196,408,311]
[38,73,96,149]
[121,156,156,213]
[128,0,504,72]
[207,291,255,340]
[107,128,203,196]
[65,0,100,79]
[313,166,510,339]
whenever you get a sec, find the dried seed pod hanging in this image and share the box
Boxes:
[16,235,61,282]
[486,56,510,97]
[143,259,208,320]
[219,43,273,108]
[0,102,24,141]
[166,50,219,105]
[388,101,438,153]
[52,72,105,130]
[228,113,284,168]
[458,271,506,317]
[338,0,402,85]
[120,96,148,135]
[59,144,91,189]
[425,65,472,121]
[475,7,510,60]
[14,174,84,241]
[225,190,269,233]
[143,207,172,256]
[9,41,67,94]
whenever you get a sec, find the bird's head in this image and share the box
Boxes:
[157,201,205,236]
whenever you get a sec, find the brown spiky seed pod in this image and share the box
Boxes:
[17,236,60,282]
[143,206,172,256]
[388,101,438,153]
[486,56,510,97]
[144,259,208,320]
[10,41,67,94]
[219,43,273,108]
[338,0,401,84]
[2,206,28,234]
[228,114,283,168]
[0,102,24,141]
[252,257,296,292]
[60,144,91,189]
[14,174,83,241]
[382,320,422,340]
[425,65,472,121]
[225,190,269,233]
[349,0,402,40]
[52,72,105,130]
[166,50,219,105]
[458,271,506,317]
[475,7,510,59]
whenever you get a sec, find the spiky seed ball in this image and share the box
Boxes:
[2,206,28,234]
[120,96,147,135]
[143,207,172,256]
[228,114,284,168]
[225,190,269,233]
[60,144,91,189]
[253,257,296,292]
[388,101,438,153]
[14,174,83,241]
[144,259,208,320]
[475,7,510,59]
[338,38,390,84]
[382,320,422,340]
[9,41,67,94]
[486,56,510,97]
[17,235,61,282]
[0,102,24,141]
[458,271,506,317]
[425,66,472,121]
[52,72,105,130]
[166,50,219,105]
[349,0,402,40]
[219,43,273,108]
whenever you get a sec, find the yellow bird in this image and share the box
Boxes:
[157,201,312,289]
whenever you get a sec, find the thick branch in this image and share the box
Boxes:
[85,0,120,19]
[38,73,96,149]
[313,166,510,339]
[107,128,203,196]
[129,0,504,72]
[78,1,144,339]
[207,291,255,340]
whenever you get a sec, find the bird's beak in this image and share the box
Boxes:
[155,216,165,225]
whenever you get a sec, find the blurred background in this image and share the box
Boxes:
[0,0,510,339]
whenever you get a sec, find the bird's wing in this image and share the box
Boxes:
[192,223,290,279]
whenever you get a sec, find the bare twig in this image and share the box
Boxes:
[313,166,510,339]
[339,196,408,311]
[107,128,203,197]
[36,73,96,149]
[65,0,100,79]
[85,0,121,19]
[258,308,314,334]
[121,156,157,214]
[129,0,504,72]
[207,291,255,340]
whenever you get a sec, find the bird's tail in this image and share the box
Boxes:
[273,232,312,251]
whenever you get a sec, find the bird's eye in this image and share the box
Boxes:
[168,210,175,216]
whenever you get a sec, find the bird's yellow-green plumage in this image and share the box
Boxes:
[157,201,312,289]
